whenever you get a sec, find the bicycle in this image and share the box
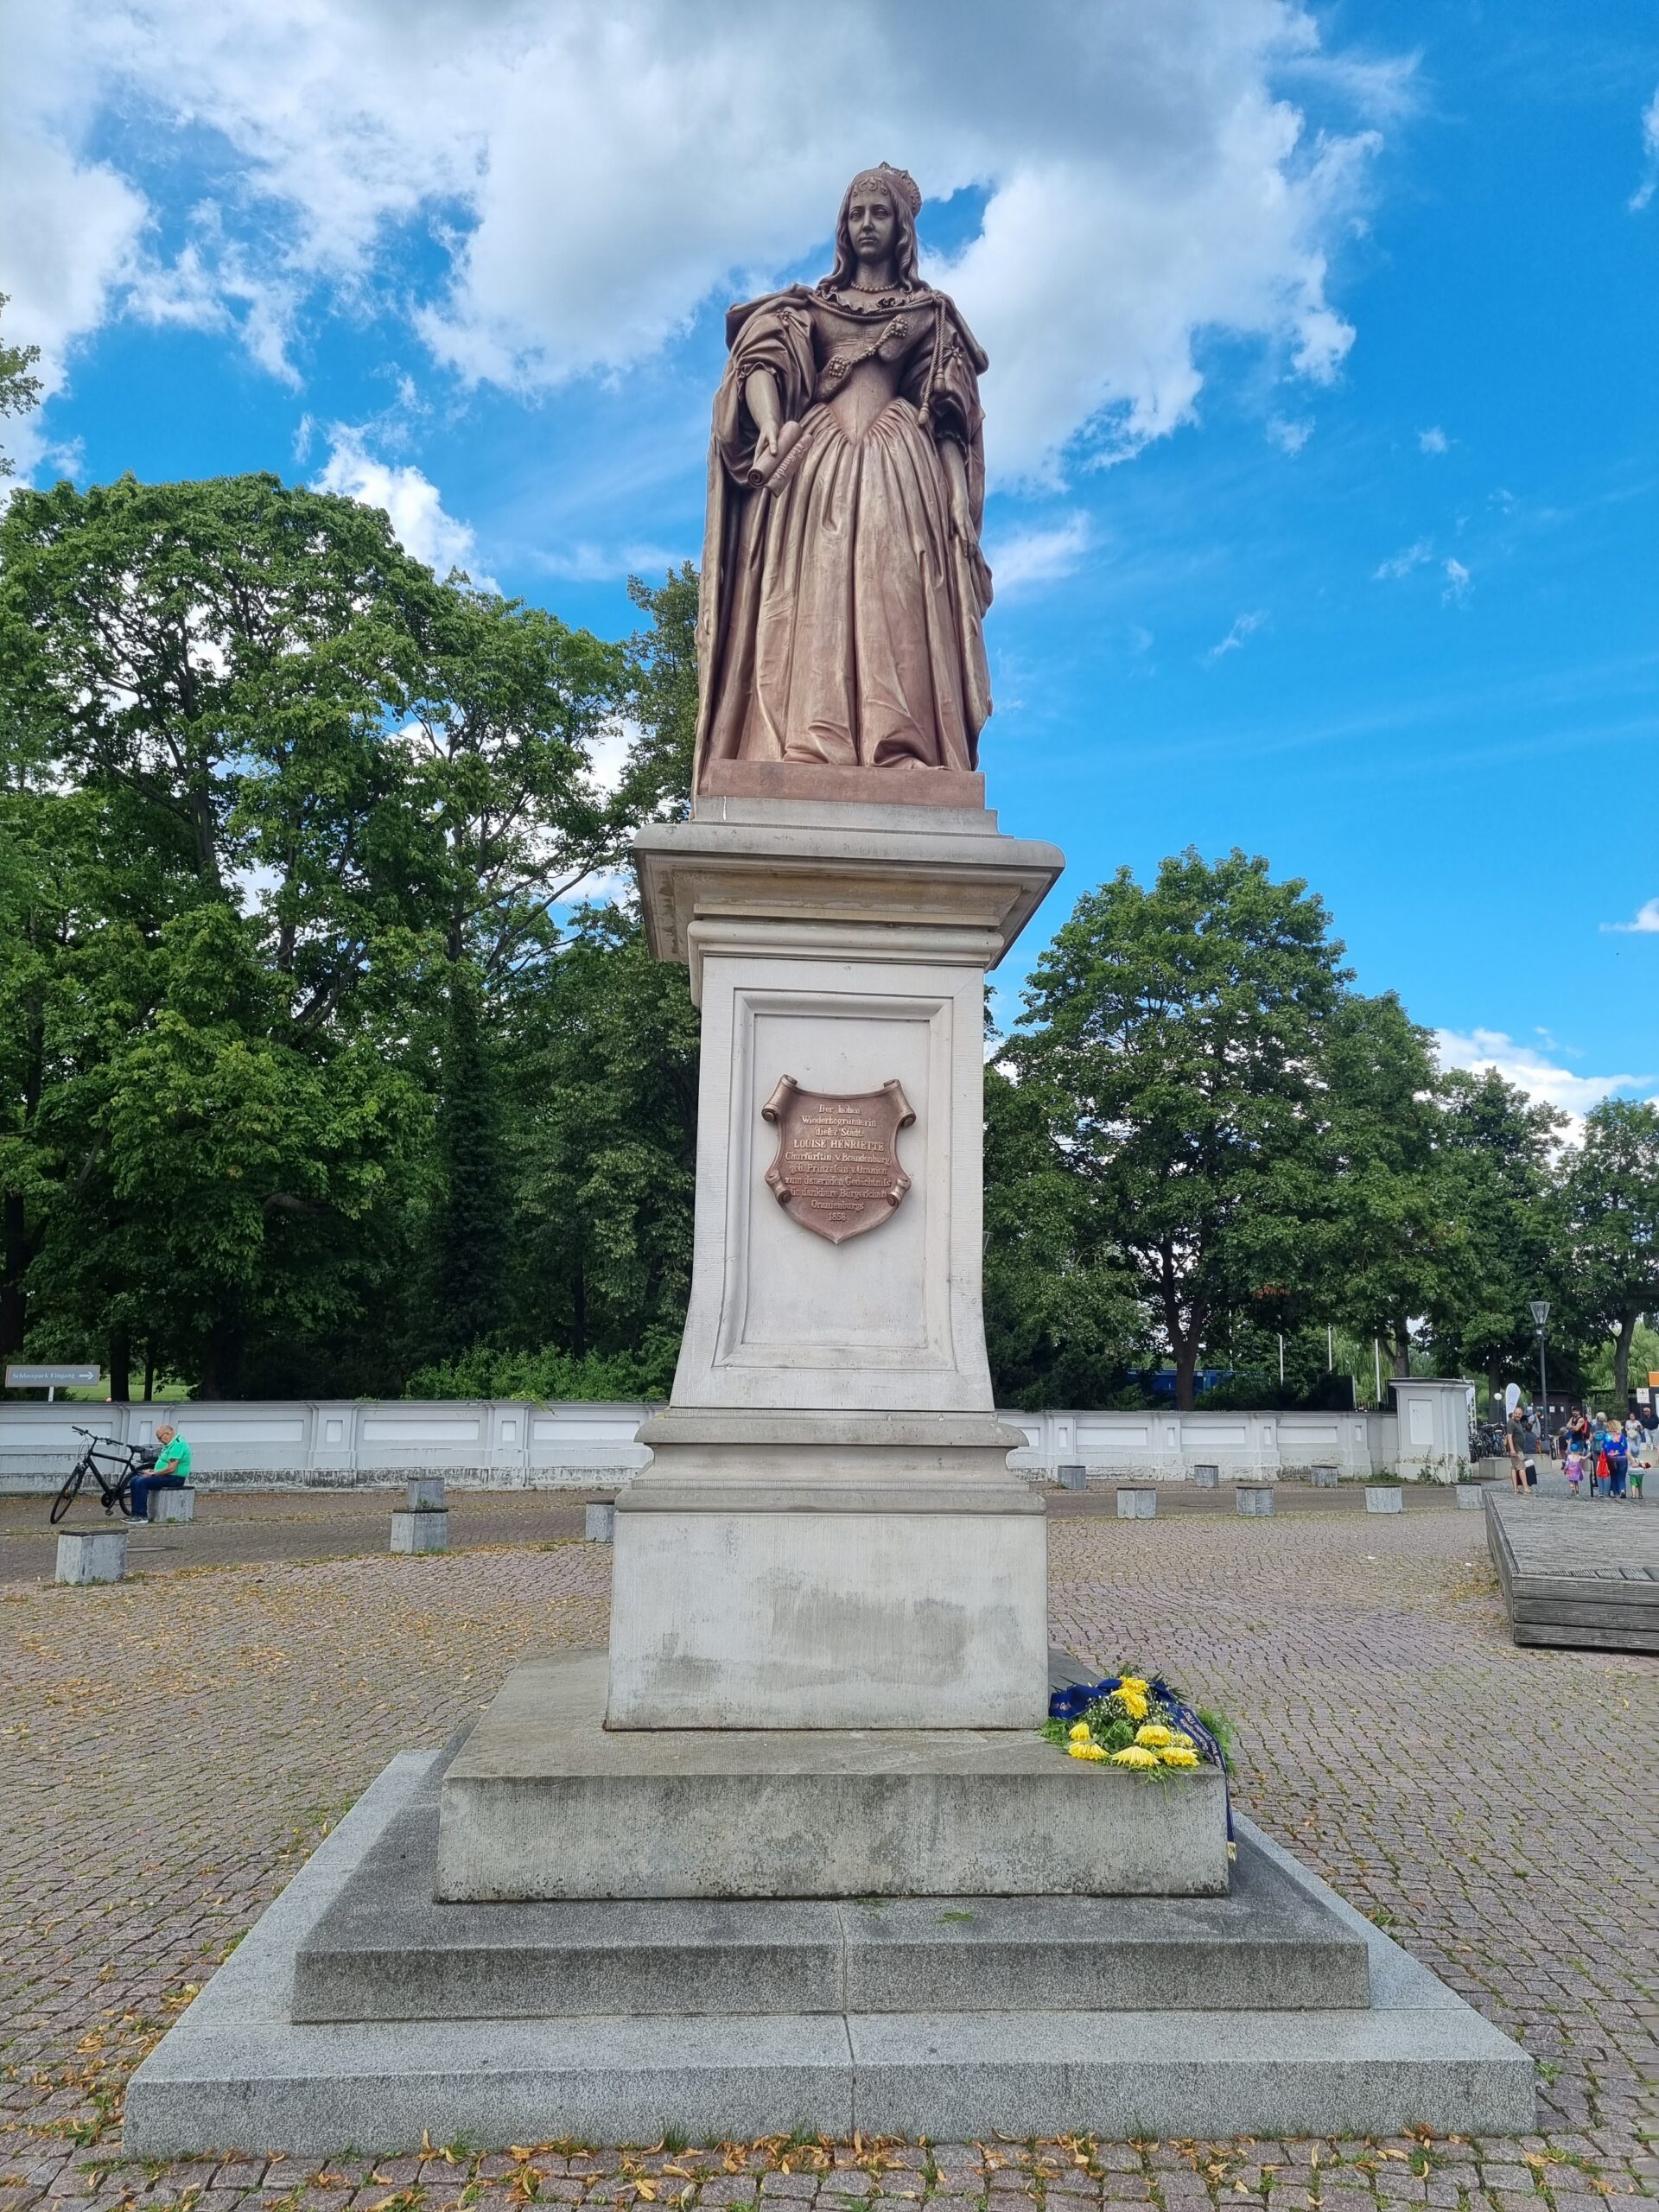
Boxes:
[49,1427,156,1526]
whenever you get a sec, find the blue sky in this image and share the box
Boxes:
[4,0,1657,1114]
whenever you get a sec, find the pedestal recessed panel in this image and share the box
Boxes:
[671,958,988,1412]
[735,995,940,1361]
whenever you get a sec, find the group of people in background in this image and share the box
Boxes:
[1504,1400,1648,1498]
[1558,1407,1645,1499]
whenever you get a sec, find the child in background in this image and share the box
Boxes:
[1564,1442,1586,1495]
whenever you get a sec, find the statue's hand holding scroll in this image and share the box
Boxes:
[746,369,784,464]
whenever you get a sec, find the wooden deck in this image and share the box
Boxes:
[1484,1489,1659,1652]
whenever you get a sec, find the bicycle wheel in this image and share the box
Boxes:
[50,1457,90,1526]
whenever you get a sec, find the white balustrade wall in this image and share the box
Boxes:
[0,1379,1475,1494]
[0,1401,657,1495]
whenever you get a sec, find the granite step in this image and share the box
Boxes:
[125,1754,1535,2155]
[292,1737,1368,2023]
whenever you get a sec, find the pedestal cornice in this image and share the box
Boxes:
[634,803,1065,1002]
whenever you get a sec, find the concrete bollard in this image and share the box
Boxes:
[1192,1463,1220,1490]
[585,1499,616,1543]
[56,1529,128,1585]
[1116,1485,1156,1520]
[1456,1483,1490,1510]
[1310,1465,1339,1490]
[406,1476,447,1513]
[1057,1464,1087,1491]
[151,1488,196,1523]
[1366,1485,1404,1513]
[391,1509,449,1554]
[1236,1484,1274,1517]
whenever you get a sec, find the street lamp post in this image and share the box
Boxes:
[1530,1300,1551,1462]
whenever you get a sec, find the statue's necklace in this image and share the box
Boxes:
[830,284,901,313]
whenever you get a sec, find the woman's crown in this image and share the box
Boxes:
[852,162,922,219]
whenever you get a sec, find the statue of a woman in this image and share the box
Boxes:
[694,163,992,793]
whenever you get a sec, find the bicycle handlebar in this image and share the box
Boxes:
[70,1424,147,1459]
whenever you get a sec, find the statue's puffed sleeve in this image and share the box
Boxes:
[710,295,817,484]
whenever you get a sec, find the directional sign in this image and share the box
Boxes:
[5,1363,100,1388]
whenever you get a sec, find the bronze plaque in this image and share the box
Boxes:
[761,1076,916,1246]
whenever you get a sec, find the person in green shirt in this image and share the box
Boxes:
[130,1424,191,1522]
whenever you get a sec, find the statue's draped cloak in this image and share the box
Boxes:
[693,283,992,788]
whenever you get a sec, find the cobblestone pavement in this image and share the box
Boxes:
[0,1492,594,1584]
[0,1477,1479,1587]
[2,1508,1654,2212]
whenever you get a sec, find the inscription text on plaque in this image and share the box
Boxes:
[761,1076,915,1246]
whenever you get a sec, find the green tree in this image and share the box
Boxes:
[1565,1097,1659,1403]
[982,1062,1143,1407]
[0,295,42,479]
[620,563,699,823]
[501,907,699,1384]
[1320,991,1448,1377]
[1424,1068,1564,1406]
[432,962,509,1355]
[1004,849,1349,1408]
[0,471,631,1394]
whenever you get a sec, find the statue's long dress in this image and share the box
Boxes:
[694,285,992,788]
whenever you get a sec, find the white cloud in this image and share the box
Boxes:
[986,513,1090,594]
[1205,609,1268,662]
[1630,84,1659,212]
[1417,424,1448,454]
[314,429,494,587]
[0,8,149,471]
[2,0,1405,485]
[1441,556,1471,604]
[1602,897,1659,935]
[1434,1027,1654,1121]
[1374,537,1433,581]
[1267,415,1314,454]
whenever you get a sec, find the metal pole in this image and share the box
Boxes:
[1327,1325,1334,1370]
[1538,1329,1549,1459]
[1374,1338,1382,1404]
[1278,1333,1285,1385]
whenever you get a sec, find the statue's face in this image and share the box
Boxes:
[846,185,898,267]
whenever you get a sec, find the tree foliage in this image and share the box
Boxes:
[0,294,42,480]
[1002,849,1348,1407]
[0,472,681,1396]
[1565,1099,1659,1402]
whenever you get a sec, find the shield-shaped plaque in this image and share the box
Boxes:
[761,1075,916,1246]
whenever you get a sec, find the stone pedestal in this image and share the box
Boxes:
[1236,1484,1274,1517]
[1365,1485,1403,1514]
[391,1510,448,1554]
[584,1499,616,1542]
[56,1529,127,1583]
[437,1653,1227,1902]
[611,798,1064,1732]
[1116,1485,1156,1519]
[1192,1462,1220,1490]
[152,1488,196,1522]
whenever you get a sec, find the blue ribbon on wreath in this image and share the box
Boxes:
[1047,1672,1234,1844]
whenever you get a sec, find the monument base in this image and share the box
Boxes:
[609,1410,1047,1729]
[124,1744,1535,2154]
[435,1651,1227,1900]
